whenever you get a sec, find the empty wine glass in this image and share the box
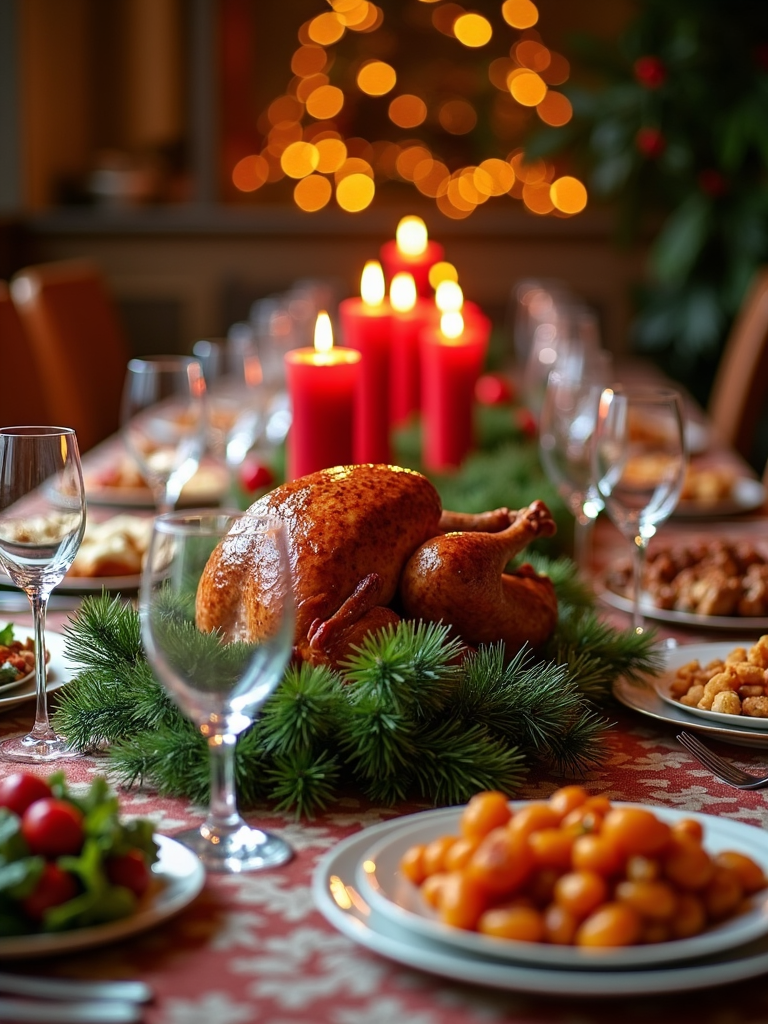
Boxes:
[192,336,265,496]
[539,371,606,572]
[0,427,86,761]
[593,387,688,633]
[121,356,207,515]
[140,510,295,872]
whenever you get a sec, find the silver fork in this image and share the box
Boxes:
[677,731,768,789]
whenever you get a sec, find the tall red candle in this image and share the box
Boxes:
[389,272,437,425]
[380,215,444,297]
[421,310,491,471]
[285,312,361,480]
[338,260,393,464]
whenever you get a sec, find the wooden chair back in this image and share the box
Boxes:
[10,260,130,452]
[0,280,51,426]
[708,268,768,462]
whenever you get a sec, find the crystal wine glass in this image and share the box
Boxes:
[592,387,688,633]
[192,336,265,497]
[121,356,207,515]
[0,427,86,761]
[538,371,606,572]
[140,510,295,872]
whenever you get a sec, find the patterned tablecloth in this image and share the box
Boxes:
[2,414,768,1023]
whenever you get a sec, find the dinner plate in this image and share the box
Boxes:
[674,478,767,519]
[685,420,709,455]
[654,655,768,732]
[0,629,76,713]
[0,572,141,595]
[314,813,768,997]
[355,803,768,970]
[613,641,768,749]
[599,583,768,633]
[85,464,227,509]
[0,834,205,958]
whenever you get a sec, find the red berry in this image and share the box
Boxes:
[0,773,52,817]
[240,461,275,493]
[636,127,666,159]
[698,169,728,197]
[106,849,151,898]
[516,407,538,438]
[21,798,84,857]
[22,863,79,921]
[475,374,514,406]
[633,56,666,89]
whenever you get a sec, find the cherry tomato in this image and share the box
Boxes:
[399,843,426,885]
[601,807,671,857]
[466,827,533,896]
[21,863,78,921]
[575,902,642,947]
[549,785,588,820]
[21,798,84,857]
[477,905,545,941]
[439,871,487,930]
[0,773,52,817]
[460,791,512,840]
[715,850,766,894]
[506,802,560,840]
[105,849,151,898]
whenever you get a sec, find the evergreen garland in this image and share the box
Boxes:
[53,566,664,817]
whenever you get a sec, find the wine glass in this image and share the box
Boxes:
[0,427,86,761]
[192,336,265,496]
[538,371,606,572]
[593,387,688,633]
[121,356,207,515]
[140,510,295,872]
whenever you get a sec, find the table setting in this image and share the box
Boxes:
[2,234,768,1024]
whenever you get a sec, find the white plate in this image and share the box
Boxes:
[614,641,768,748]
[685,420,710,455]
[0,572,141,595]
[599,583,768,633]
[85,465,227,509]
[0,834,205,958]
[355,803,768,970]
[674,478,766,519]
[314,812,768,997]
[0,629,75,713]
[653,643,768,732]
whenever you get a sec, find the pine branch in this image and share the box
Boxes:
[264,749,342,819]
[62,594,143,673]
[258,662,346,755]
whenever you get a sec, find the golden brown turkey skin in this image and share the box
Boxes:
[399,500,558,651]
[195,464,442,659]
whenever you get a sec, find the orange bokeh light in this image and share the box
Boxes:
[294,174,332,211]
[550,175,588,214]
[232,155,269,192]
[306,85,345,120]
[537,90,573,126]
[501,0,539,29]
[388,94,428,128]
[336,173,375,211]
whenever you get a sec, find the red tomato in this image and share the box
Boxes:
[21,798,84,857]
[105,849,151,898]
[0,772,52,817]
[21,863,79,921]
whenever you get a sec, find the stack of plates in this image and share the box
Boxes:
[313,802,768,997]
[614,641,768,749]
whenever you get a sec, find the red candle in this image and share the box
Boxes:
[389,272,437,425]
[338,260,393,464]
[421,309,491,471]
[380,216,444,297]
[285,312,361,481]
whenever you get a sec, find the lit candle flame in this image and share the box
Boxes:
[314,311,334,354]
[435,280,464,314]
[441,310,464,339]
[390,272,417,313]
[396,216,428,257]
[360,260,385,307]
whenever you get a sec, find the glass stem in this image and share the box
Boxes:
[205,733,243,833]
[29,590,54,741]
[631,537,648,635]
[573,513,595,573]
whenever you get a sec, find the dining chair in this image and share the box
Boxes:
[707,267,768,463]
[10,259,131,452]
[0,280,51,426]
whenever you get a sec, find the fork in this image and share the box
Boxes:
[677,731,768,789]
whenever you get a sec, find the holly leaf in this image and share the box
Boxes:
[650,194,711,284]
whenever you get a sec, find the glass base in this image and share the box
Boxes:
[174,822,293,873]
[0,732,82,763]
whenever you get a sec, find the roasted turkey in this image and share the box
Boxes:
[195,463,557,665]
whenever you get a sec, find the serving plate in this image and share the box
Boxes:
[314,812,768,997]
[599,583,768,633]
[614,641,768,748]
[674,478,766,519]
[355,803,768,970]
[84,464,227,509]
[0,835,205,958]
[0,572,141,595]
[0,630,76,713]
